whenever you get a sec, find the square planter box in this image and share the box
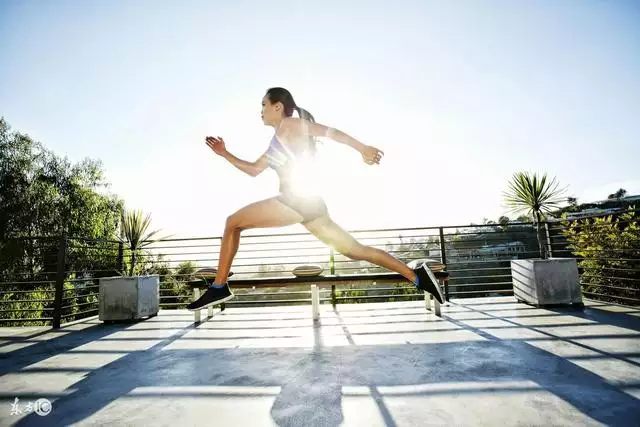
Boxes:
[99,275,160,321]
[511,258,583,307]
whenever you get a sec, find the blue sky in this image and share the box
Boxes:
[1,0,639,238]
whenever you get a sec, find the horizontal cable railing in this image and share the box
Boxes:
[1,208,637,327]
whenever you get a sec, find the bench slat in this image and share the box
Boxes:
[187,272,448,288]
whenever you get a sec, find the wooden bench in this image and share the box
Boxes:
[186,270,449,323]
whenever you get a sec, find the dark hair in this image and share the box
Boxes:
[265,87,318,154]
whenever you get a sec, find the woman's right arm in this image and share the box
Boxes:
[206,136,269,177]
[221,150,269,177]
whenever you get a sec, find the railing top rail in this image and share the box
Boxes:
[6,206,637,244]
[69,222,538,243]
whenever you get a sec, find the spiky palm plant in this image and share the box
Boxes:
[503,172,567,258]
[117,209,165,276]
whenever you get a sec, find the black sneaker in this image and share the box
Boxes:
[414,264,445,304]
[187,284,234,311]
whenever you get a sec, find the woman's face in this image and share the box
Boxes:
[261,95,281,126]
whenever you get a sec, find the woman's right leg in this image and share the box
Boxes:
[213,196,304,284]
[187,197,304,311]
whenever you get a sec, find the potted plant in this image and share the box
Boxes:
[503,172,583,307]
[99,209,167,321]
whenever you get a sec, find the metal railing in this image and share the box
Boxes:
[1,210,637,327]
[0,236,122,327]
[126,221,541,309]
[547,207,640,306]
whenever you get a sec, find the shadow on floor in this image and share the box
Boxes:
[4,303,640,427]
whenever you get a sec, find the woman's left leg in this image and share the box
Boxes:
[187,196,305,311]
[302,215,417,282]
[302,214,444,303]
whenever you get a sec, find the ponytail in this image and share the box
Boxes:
[295,106,315,123]
[295,106,319,155]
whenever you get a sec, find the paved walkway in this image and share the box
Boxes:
[1,297,639,426]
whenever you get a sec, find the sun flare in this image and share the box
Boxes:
[286,154,326,198]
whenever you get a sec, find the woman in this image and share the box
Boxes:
[187,87,444,310]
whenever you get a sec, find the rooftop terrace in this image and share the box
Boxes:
[2,213,639,425]
[2,296,639,426]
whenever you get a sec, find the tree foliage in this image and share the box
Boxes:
[0,117,125,325]
[608,188,628,200]
[561,207,639,306]
[0,118,123,243]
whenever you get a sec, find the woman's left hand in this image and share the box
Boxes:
[360,145,384,165]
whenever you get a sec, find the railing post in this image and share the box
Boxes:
[329,248,337,307]
[329,248,335,275]
[52,236,68,329]
[439,227,449,301]
[331,285,336,308]
[116,241,124,274]
[544,222,553,258]
[311,284,320,321]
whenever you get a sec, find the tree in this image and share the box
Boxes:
[498,216,510,226]
[497,216,510,231]
[0,117,125,278]
[608,188,627,200]
[0,117,126,325]
[0,118,123,243]
[503,172,567,258]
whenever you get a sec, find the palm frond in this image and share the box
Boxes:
[503,171,567,220]
[119,210,170,249]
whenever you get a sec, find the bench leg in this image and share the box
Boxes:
[311,284,319,321]
[424,292,442,317]
[207,305,213,317]
[422,268,445,318]
[193,288,201,323]
[434,297,441,317]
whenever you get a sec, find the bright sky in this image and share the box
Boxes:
[2,0,639,239]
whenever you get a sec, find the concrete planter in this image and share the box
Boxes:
[99,275,160,321]
[511,258,583,307]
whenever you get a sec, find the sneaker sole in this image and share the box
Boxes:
[187,293,234,311]
[421,265,445,304]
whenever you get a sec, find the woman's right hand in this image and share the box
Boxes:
[205,136,227,156]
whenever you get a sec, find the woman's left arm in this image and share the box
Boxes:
[283,118,384,165]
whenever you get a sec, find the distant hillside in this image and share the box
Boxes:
[551,188,639,219]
